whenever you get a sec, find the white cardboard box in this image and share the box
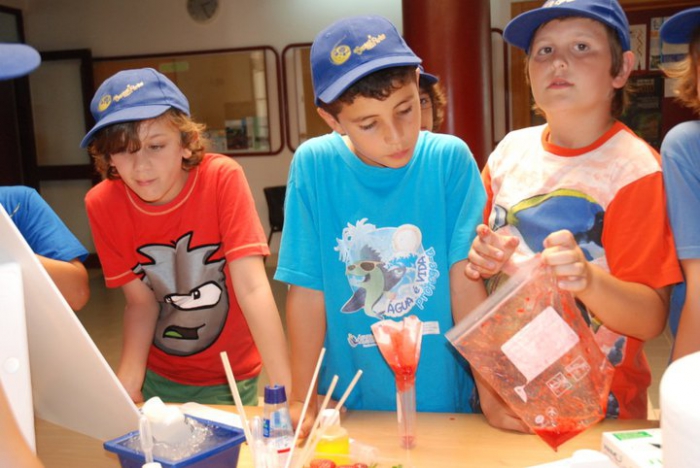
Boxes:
[601,428,662,468]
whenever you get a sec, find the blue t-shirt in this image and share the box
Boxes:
[662,120,700,335]
[275,131,486,412]
[0,186,88,262]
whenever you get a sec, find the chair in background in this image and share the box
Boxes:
[263,185,286,251]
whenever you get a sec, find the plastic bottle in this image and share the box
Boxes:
[314,408,350,465]
[262,384,294,462]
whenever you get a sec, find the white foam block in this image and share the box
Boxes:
[0,262,34,451]
[0,206,140,441]
[661,351,700,468]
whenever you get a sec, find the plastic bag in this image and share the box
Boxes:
[446,258,613,450]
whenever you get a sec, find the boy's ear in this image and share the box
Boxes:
[613,51,636,89]
[316,107,344,134]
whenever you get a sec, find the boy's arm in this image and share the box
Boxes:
[229,255,291,391]
[118,278,160,404]
[543,230,670,341]
[672,259,700,361]
[36,255,89,311]
[450,259,487,322]
[286,284,326,438]
[473,371,532,433]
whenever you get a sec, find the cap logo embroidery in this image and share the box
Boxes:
[113,81,145,103]
[543,0,576,7]
[330,44,351,65]
[97,95,112,113]
[353,33,387,55]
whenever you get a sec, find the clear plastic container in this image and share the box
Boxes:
[313,409,350,464]
[262,385,294,460]
[372,315,422,449]
[446,257,614,450]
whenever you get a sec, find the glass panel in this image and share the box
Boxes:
[282,44,329,151]
[39,179,95,251]
[92,47,282,157]
[30,59,89,166]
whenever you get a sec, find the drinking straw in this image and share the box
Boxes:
[139,414,154,464]
[293,370,363,468]
[220,352,255,455]
[284,347,326,468]
[292,375,339,468]
[334,369,363,411]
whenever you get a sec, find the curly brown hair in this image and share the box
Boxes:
[318,65,418,118]
[662,29,700,115]
[87,109,208,180]
[419,78,447,132]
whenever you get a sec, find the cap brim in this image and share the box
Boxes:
[660,7,700,44]
[80,104,171,148]
[316,55,421,105]
[504,8,622,52]
[0,43,41,80]
[420,72,439,85]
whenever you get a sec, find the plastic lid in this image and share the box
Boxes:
[320,408,341,427]
[264,384,288,404]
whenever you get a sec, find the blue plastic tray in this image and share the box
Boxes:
[104,415,245,468]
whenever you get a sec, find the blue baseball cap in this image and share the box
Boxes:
[419,66,439,85]
[81,68,190,148]
[504,0,631,54]
[311,15,421,105]
[0,43,41,80]
[660,7,700,44]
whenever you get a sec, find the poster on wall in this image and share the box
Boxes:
[630,24,647,71]
[620,75,664,149]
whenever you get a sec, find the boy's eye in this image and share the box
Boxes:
[537,46,553,55]
[398,105,413,116]
[359,121,376,131]
[575,43,589,52]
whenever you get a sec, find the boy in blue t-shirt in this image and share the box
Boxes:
[275,15,487,436]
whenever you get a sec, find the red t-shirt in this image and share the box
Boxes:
[86,154,269,386]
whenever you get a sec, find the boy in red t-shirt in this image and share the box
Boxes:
[82,68,290,405]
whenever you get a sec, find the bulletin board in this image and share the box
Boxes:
[622,3,698,149]
[92,47,284,157]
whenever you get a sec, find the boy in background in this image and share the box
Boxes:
[275,15,487,435]
[418,66,447,132]
[82,68,290,404]
[465,0,681,431]
[1,186,89,311]
[659,7,700,361]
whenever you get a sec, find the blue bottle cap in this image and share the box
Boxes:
[264,384,287,404]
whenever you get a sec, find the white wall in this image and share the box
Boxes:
[7,0,516,254]
[8,0,402,254]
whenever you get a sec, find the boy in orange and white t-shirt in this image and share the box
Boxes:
[464,0,681,432]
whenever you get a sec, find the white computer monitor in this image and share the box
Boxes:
[0,206,139,443]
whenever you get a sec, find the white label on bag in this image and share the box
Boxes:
[501,306,579,383]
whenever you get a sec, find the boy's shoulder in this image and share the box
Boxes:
[663,120,700,147]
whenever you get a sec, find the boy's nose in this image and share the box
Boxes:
[384,123,402,145]
[552,52,568,70]
[132,150,151,169]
